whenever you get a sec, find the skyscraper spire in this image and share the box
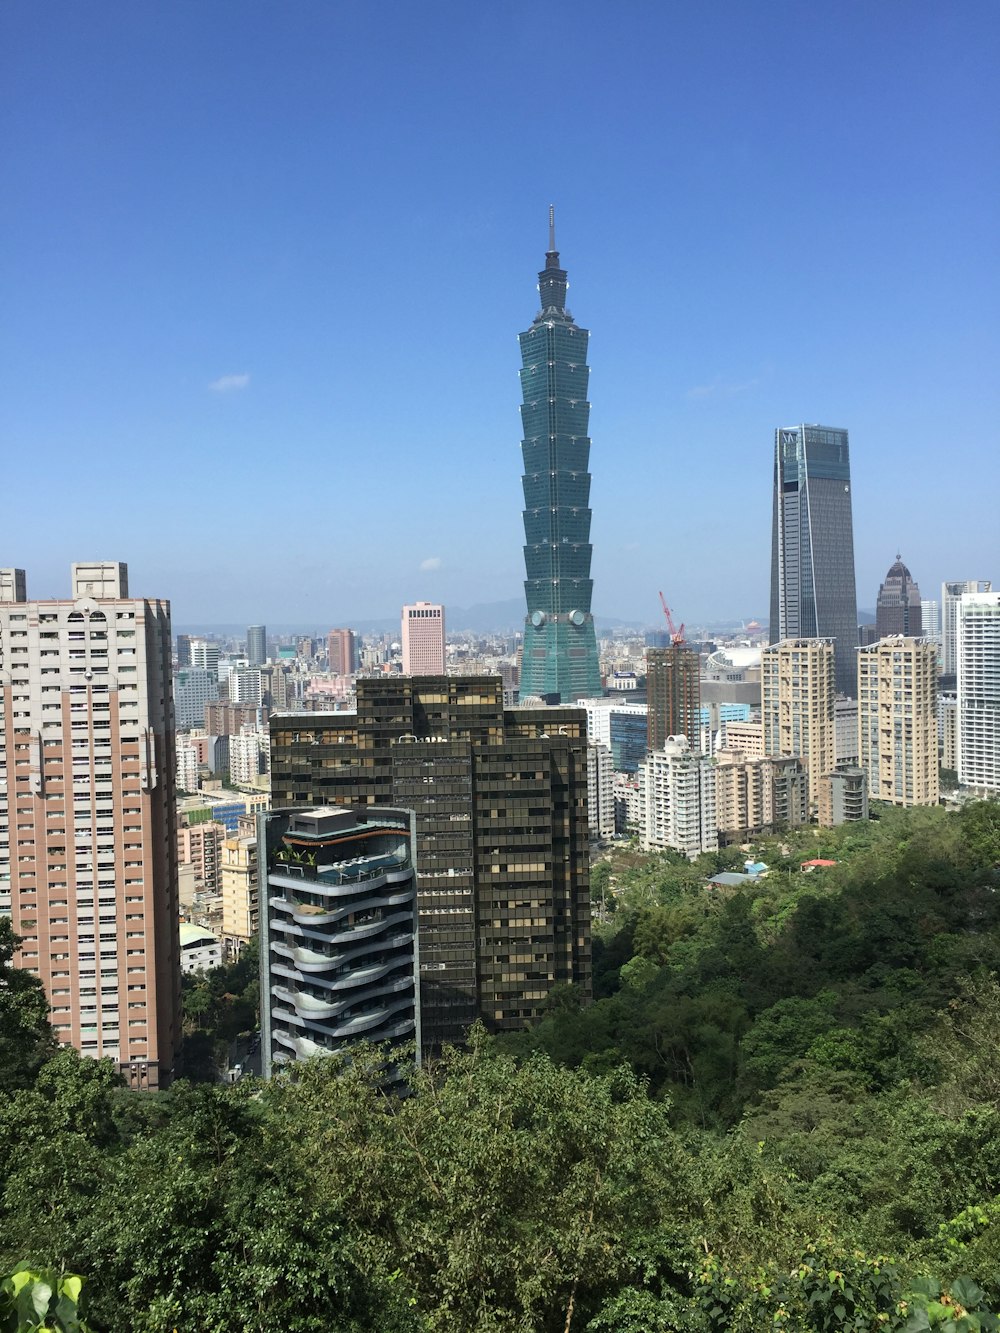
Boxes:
[517,217,601,702]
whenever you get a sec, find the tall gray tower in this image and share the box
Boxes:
[769,424,859,697]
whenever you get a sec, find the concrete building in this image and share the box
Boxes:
[176,738,201,794]
[715,750,808,844]
[579,696,648,772]
[220,825,258,948]
[586,741,615,840]
[834,697,860,766]
[957,590,1000,792]
[269,676,590,1049]
[401,602,446,676]
[179,922,222,974]
[875,556,923,639]
[0,561,180,1088]
[638,736,717,859]
[229,667,264,708]
[326,628,358,677]
[247,625,267,668]
[701,645,762,709]
[943,580,992,680]
[858,637,939,806]
[189,639,220,679]
[921,600,941,644]
[817,766,869,826]
[204,702,265,736]
[646,645,701,754]
[762,639,836,814]
[228,726,269,788]
[720,719,764,758]
[259,804,419,1074]
[939,691,958,774]
[770,425,859,697]
[174,666,219,729]
[177,820,226,897]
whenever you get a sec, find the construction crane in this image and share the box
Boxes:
[658,592,686,646]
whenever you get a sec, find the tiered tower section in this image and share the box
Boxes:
[518,211,602,702]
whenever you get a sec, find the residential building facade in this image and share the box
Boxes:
[762,639,836,813]
[957,590,1000,792]
[0,562,180,1089]
[638,736,717,859]
[857,637,939,806]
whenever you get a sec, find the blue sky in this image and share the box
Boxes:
[2,1,997,628]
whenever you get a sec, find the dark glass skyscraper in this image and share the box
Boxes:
[518,212,602,702]
[769,424,859,697]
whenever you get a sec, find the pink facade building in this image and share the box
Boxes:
[326,628,357,676]
[401,602,446,676]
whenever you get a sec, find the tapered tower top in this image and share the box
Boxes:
[537,204,570,318]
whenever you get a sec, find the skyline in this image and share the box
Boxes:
[2,2,998,625]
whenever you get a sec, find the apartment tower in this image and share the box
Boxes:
[401,602,445,675]
[857,636,939,806]
[957,590,1000,792]
[518,210,602,702]
[769,425,859,696]
[0,562,180,1089]
[269,676,591,1049]
[943,580,993,680]
[762,639,836,813]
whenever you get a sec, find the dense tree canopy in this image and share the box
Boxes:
[2,801,1000,1330]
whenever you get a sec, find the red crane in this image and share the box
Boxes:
[658,591,686,646]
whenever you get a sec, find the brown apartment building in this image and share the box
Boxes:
[269,675,591,1050]
[0,562,180,1089]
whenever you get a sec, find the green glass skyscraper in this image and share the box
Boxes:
[518,211,602,702]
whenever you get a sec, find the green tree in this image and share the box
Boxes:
[0,920,56,1095]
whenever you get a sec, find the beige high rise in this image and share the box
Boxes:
[715,750,808,843]
[762,639,836,814]
[0,563,180,1088]
[858,637,939,806]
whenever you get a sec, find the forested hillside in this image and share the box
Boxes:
[3,802,1000,1332]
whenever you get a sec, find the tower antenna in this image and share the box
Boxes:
[549,204,555,253]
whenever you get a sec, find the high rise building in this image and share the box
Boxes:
[174,666,219,729]
[176,634,195,668]
[586,742,615,840]
[921,599,941,643]
[769,425,859,696]
[247,625,267,667]
[762,639,836,813]
[268,676,591,1048]
[259,804,419,1075]
[857,637,939,806]
[401,602,445,675]
[220,822,258,949]
[715,750,808,844]
[0,562,180,1089]
[190,638,220,679]
[943,580,993,679]
[517,211,602,702]
[956,590,1000,792]
[875,557,923,639]
[205,701,266,735]
[646,646,701,754]
[326,628,358,676]
[638,736,717,859]
[578,696,648,773]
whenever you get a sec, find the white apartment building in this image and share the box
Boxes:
[0,562,180,1089]
[586,741,615,839]
[638,736,717,859]
[943,580,992,678]
[229,726,270,787]
[957,591,1000,792]
[176,738,200,793]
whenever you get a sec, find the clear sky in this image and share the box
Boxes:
[2,1,997,628]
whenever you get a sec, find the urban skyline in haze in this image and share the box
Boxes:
[2,3,998,625]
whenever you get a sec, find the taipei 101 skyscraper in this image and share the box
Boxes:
[517,209,602,702]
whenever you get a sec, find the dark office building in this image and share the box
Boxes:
[269,676,591,1049]
[769,424,859,697]
[518,211,602,702]
[176,633,194,667]
[875,556,923,639]
[646,646,701,753]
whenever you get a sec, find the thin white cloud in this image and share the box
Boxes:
[209,373,250,393]
[420,556,442,572]
[686,376,759,401]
